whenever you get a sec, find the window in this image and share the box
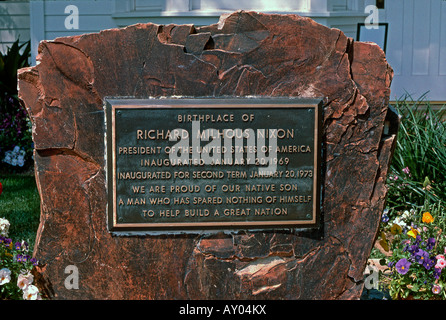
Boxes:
[357,22,388,53]
[376,0,385,9]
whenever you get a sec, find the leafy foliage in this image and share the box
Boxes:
[386,94,445,212]
[0,39,30,95]
[376,95,446,300]
[0,39,33,172]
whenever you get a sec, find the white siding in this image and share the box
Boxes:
[0,1,30,53]
[441,3,446,76]
[330,0,348,11]
[196,0,310,11]
[30,0,116,62]
[383,0,446,101]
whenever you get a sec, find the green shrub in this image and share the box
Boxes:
[0,39,30,99]
[0,39,33,173]
[386,95,445,213]
[376,95,446,300]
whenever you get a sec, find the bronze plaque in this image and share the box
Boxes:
[105,98,322,231]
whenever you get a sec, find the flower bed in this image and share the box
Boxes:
[383,204,446,299]
[373,95,446,300]
[0,181,42,300]
[0,39,33,173]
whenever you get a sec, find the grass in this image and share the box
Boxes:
[386,96,446,211]
[0,172,40,249]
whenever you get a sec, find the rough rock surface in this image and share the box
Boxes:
[18,11,396,300]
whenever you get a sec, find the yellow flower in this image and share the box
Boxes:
[422,212,434,224]
[407,227,418,238]
[390,223,402,235]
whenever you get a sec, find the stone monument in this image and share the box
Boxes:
[18,11,397,300]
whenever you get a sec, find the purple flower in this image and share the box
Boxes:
[407,244,419,255]
[396,258,411,275]
[30,258,38,266]
[427,238,436,251]
[415,249,429,264]
[414,235,422,246]
[14,241,21,250]
[434,267,442,279]
[4,238,11,247]
[423,258,435,270]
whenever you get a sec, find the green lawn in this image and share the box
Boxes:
[0,173,40,249]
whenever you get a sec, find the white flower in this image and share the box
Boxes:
[402,210,410,219]
[22,285,40,300]
[3,147,26,166]
[20,240,29,252]
[393,217,407,228]
[0,218,10,237]
[17,271,34,291]
[3,151,12,164]
[0,268,12,285]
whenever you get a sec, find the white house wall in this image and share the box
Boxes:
[0,1,30,53]
[382,0,446,102]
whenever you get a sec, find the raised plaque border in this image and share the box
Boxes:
[105,98,323,232]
